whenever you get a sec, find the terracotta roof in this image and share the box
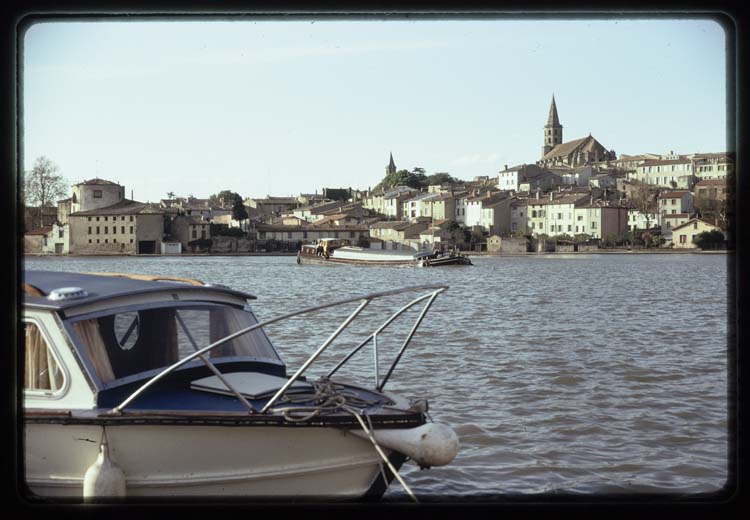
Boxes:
[694,179,727,187]
[663,213,690,219]
[70,199,164,216]
[541,135,607,161]
[74,178,121,186]
[369,221,414,231]
[25,226,52,236]
[658,191,691,199]
[639,159,691,167]
[671,218,724,231]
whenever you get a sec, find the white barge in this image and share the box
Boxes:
[297,238,472,267]
[22,271,459,501]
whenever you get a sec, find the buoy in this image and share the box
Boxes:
[351,422,459,468]
[83,432,127,501]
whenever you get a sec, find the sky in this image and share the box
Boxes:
[22,16,728,203]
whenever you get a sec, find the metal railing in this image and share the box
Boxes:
[108,284,448,416]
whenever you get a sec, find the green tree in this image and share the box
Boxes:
[231,194,249,227]
[211,190,240,208]
[693,229,725,250]
[23,156,68,228]
[425,172,462,186]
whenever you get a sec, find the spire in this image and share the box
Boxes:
[547,94,560,127]
[386,152,397,175]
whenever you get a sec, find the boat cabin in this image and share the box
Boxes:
[23,271,285,411]
[301,237,351,257]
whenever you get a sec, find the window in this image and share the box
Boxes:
[577,215,583,221]
[130,216,134,222]
[557,213,562,219]
[24,321,64,392]
[88,227,92,234]
[94,190,102,198]
[672,210,676,214]
[568,225,572,232]
[58,229,64,238]
[104,227,108,234]
[121,226,125,234]
[532,210,537,218]
[96,217,100,221]
[104,216,108,221]
[693,222,698,229]
[89,239,92,243]
[68,305,280,384]
[680,234,687,244]
[192,229,197,239]
[201,230,207,239]
[87,217,91,221]
[591,222,597,229]
[130,226,133,234]
[96,226,100,234]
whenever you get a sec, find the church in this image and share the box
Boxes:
[537,95,616,169]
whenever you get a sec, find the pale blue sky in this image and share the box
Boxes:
[22,17,728,203]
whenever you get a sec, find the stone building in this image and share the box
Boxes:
[69,200,166,254]
[70,178,126,214]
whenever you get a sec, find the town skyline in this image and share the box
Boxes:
[23,17,728,203]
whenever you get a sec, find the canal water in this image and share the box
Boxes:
[23,253,732,500]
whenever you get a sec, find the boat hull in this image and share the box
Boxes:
[297,250,472,267]
[24,422,403,499]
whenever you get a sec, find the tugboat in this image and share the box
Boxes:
[22,270,459,500]
[297,238,472,267]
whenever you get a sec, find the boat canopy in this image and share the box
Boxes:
[23,270,257,312]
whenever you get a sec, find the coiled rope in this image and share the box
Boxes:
[268,379,419,502]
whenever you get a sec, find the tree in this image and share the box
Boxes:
[23,156,68,228]
[425,172,462,186]
[375,169,423,191]
[628,181,658,229]
[210,190,241,208]
[693,230,725,250]
[166,191,176,200]
[231,194,249,227]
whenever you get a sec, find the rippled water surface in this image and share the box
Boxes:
[24,254,731,499]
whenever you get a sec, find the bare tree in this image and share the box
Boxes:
[23,156,68,228]
[628,181,658,229]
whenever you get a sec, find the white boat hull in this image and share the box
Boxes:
[24,423,398,498]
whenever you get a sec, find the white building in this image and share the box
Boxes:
[629,157,695,189]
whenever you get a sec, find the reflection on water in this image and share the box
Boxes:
[24,253,731,498]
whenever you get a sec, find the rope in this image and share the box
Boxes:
[344,405,418,503]
[267,379,419,502]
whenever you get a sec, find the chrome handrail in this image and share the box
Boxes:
[108,284,448,416]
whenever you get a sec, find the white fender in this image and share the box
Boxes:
[83,436,127,500]
[352,422,459,467]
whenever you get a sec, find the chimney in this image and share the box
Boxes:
[504,164,508,170]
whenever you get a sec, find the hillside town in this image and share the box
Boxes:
[23,96,732,256]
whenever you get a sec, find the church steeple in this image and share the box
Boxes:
[542,94,563,157]
[386,152,397,175]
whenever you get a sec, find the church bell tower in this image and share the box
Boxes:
[386,152,397,175]
[542,95,563,157]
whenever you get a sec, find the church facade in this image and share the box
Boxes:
[537,95,616,169]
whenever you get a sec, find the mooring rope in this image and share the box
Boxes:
[267,379,419,502]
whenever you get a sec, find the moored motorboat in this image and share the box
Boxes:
[297,238,472,267]
[22,271,459,501]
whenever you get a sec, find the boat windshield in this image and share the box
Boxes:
[67,304,280,386]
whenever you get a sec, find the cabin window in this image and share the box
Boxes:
[23,321,64,392]
[94,190,102,198]
[68,305,280,384]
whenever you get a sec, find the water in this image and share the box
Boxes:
[23,253,731,499]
